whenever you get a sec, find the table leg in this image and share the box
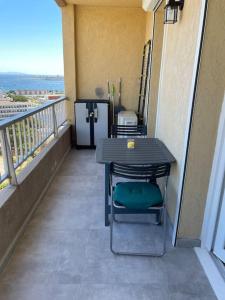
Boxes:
[105,164,110,226]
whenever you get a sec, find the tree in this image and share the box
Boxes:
[11,95,29,102]
[8,90,16,95]
[6,94,28,102]
[6,90,28,102]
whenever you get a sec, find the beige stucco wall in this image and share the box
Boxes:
[155,1,202,223]
[178,0,225,239]
[62,4,77,122]
[147,3,164,136]
[66,0,142,7]
[75,6,146,111]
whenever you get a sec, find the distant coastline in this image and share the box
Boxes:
[0,72,63,77]
[0,73,64,92]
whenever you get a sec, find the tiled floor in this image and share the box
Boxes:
[0,150,216,300]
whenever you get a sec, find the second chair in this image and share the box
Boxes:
[111,124,147,138]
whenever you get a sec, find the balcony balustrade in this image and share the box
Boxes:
[0,97,68,187]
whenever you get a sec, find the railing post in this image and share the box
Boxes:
[0,130,9,180]
[52,104,58,137]
[0,129,18,185]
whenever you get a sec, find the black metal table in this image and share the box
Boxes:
[96,138,176,226]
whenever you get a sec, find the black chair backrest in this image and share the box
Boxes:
[111,124,147,138]
[111,163,170,180]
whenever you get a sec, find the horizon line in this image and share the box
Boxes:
[0,71,64,77]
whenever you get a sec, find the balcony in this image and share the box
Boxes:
[0,123,216,298]
[0,0,224,298]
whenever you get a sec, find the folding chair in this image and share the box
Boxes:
[111,124,147,138]
[110,162,170,256]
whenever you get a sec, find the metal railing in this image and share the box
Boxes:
[0,97,68,186]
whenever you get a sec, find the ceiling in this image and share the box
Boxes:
[61,0,142,7]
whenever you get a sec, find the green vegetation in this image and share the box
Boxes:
[0,179,9,190]
[6,91,41,104]
[0,156,34,190]
[6,91,29,102]
[12,95,29,102]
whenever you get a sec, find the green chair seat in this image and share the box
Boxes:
[113,182,163,210]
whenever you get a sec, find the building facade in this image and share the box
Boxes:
[0,101,35,119]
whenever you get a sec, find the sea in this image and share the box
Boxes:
[0,73,64,92]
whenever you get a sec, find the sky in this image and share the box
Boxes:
[0,0,64,75]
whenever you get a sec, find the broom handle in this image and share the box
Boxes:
[107,80,110,100]
[112,84,115,124]
[118,78,122,106]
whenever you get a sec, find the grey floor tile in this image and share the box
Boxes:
[169,292,216,300]
[0,283,81,300]
[162,248,217,299]
[86,229,111,260]
[28,196,104,230]
[82,255,167,285]
[76,283,170,300]
[0,245,85,285]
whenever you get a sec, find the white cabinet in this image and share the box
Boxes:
[75,100,109,148]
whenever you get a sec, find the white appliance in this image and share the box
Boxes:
[117,111,138,126]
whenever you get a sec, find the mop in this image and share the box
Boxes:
[114,78,125,115]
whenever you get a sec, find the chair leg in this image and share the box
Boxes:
[110,197,117,255]
[110,202,167,257]
[162,205,167,255]
[113,210,162,225]
[155,210,162,225]
[113,215,160,225]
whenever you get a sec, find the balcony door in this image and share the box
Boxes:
[213,185,225,263]
[201,93,225,265]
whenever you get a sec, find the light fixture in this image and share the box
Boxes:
[164,0,184,24]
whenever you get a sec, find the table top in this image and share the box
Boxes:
[96,138,176,165]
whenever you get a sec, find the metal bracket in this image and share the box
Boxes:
[94,103,98,123]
